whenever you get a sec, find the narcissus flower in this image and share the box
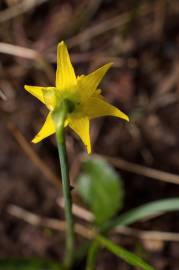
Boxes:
[25,41,129,153]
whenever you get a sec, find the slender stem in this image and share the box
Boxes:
[86,226,110,270]
[52,100,75,269]
[56,134,75,269]
[86,240,100,270]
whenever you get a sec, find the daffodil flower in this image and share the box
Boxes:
[25,41,129,153]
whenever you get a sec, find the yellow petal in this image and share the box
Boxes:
[42,87,57,111]
[56,41,76,89]
[78,63,112,100]
[24,85,45,104]
[32,112,55,143]
[69,117,91,153]
[84,97,129,121]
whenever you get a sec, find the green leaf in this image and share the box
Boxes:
[0,258,62,270]
[102,198,179,231]
[77,174,92,204]
[77,156,124,225]
[97,235,155,270]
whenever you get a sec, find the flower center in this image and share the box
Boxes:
[55,88,82,114]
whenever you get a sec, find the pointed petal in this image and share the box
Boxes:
[32,113,55,143]
[69,117,91,153]
[24,85,45,104]
[56,41,76,89]
[42,87,57,111]
[78,63,112,100]
[84,97,129,121]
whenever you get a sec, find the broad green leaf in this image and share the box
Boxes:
[77,174,91,204]
[77,156,124,225]
[97,235,155,270]
[102,198,179,231]
[0,258,62,270]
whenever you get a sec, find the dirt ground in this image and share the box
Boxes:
[1,0,179,269]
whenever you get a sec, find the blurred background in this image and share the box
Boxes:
[1,0,179,269]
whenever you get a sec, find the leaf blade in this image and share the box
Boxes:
[102,198,179,231]
[97,235,155,270]
[77,156,124,224]
[0,258,62,270]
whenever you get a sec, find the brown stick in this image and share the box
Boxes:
[7,204,179,242]
[7,121,60,187]
[104,155,179,185]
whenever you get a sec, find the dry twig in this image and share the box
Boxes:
[0,0,50,23]
[7,121,60,187]
[0,42,54,83]
[103,155,179,185]
[66,3,153,48]
[58,198,94,223]
[7,204,179,242]
[0,42,37,59]
[7,204,94,240]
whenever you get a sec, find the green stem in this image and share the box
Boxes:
[56,135,75,269]
[85,240,100,270]
[86,225,110,270]
[53,100,75,269]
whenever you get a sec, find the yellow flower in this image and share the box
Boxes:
[24,41,129,153]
